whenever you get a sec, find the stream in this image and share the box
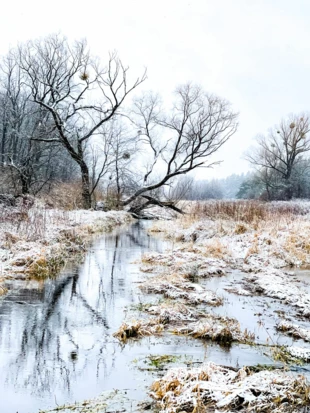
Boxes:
[0,221,310,413]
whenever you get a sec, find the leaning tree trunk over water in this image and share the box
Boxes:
[128,195,185,218]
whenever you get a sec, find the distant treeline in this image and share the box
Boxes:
[185,173,248,200]
[183,163,310,201]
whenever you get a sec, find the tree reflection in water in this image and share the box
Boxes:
[0,221,167,412]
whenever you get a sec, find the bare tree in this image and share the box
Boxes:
[246,114,310,200]
[86,134,114,204]
[0,51,74,195]
[17,34,146,208]
[85,121,139,207]
[123,84,238,213]
[104,122,139,203]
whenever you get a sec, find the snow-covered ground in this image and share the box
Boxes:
[131,201,310,411]
[147,200,310,317]
[151,361,310,412]
[0,203,132,288]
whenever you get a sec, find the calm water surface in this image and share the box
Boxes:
[0,221,172,412]
[1,221,310,413]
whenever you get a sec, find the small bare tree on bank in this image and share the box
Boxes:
[122,84,238,213]
[88,121,138,207]
[246,114,310,200]
[17,34,146,208]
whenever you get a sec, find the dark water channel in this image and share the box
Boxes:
[1,221,310,413]
[0,221,171,412]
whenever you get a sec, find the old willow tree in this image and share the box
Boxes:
[17,34,146,208]
[121,85,238,213]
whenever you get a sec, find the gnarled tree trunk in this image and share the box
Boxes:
[80,160,91,209]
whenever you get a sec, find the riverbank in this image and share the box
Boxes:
[112,200,310,412]
[0,201,132,290]
[145,201,310,315]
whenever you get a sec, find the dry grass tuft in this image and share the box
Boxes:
[244,237,259,262]
[271,345,305,364]
[234,223,248,234]
[113,319,164,342]
[173,315,255,345]
[204,239,231,259]
[0,284,8,296]
[281,229,310,264]
[276,321,310,342]
[148,222,166,233]
[25,253,65,279]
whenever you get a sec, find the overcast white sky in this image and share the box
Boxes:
[1,0,309,179]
